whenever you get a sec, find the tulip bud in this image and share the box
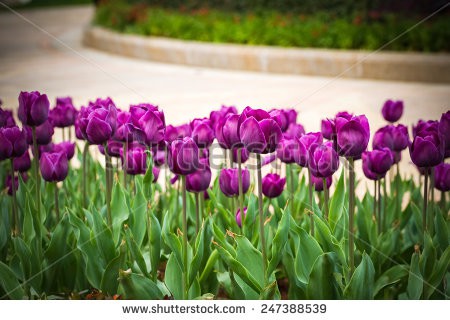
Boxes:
[167,137,199,175]
[130,103,166,146]
[18,91,50,127]
[362,148,394,180]
[262,173,286,198]
[382,99,403,123]
[0,107,16,128]
[409,131,444,168]
[219,168,250,197]
[191,118,215,148]
[5,173,28,196]
[434,162,449,192]
[0,126,28,160]
[13,149,31,172]
[121,147,147,175]
[336,115,370,159]
[310,174,332,192]
[308,142,339,178]
[49,97,77,128]
[186,158,212,193]
[235,207,247,228]
[276,137,301,164]
[39,152,69,182]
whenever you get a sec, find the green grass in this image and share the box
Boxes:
[94,3,450,52]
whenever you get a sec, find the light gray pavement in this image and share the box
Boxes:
[0,5,449,180]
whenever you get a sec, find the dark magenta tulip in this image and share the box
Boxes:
[239,107,282,154]
[232,147,249,164]
[336,115,370,159]
[221,114,242,149]
[262,173,286,198]
[413,120,438,138]
[18,91,50,127]
[121,147,147,175]
[25,120,54,145]
[321,112,353,140]
[164,124,192,144]
[88,97,116,109]
[191,118,215,148]
[74,106,88,140]
[308,142,340,178]
[235,207,247,228]
[310,174,332,192]
[276,137,301,164]
[0,126,28,160]
[49,97,77,128]
[269,109,298,132]
[439,111,449,157]
[98,140,124,158]
[39,152,69,182]
[434,162,449,192]
[5,173,28,196]
[296,132,323,167]
[152,166,160,183]
[373,125,409,152]
[284,123,305,139]
[382,99,403,123]
[52,141,76,160]
[13,150,31,172]
[0,108,16,128]
[210,105,237,130]
[78,101,117,145]
[152,147,166,167]
[186,158,212,193]
[262,153,277,166]
[130,103,166,146]
[409,131,444,168]
[167,137,200,175]
[362,148,394,180]
[115,111,146,144]
[219,168,250,197]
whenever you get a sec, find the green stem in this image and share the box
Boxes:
[383,177,387,225]
[123,140,128,187]
[62,127,66,142]
[146,203,156,281]
[289,164,295,217]
[323,177,329,221]
[68,127,72,141]
[307,168,314,236]
[104,145,112,228]
[82,143,89,209]
[237,148,245,228]
[195,192,200,236]
[32,127,41,221]
[423,169,429,235]
[54,182,60,223]
[429,167,435,236]
[181,175,189,300]
[9,159,19,235]
[348,157,355,277]
[378,178,382,234]
[373,180,377,225]
[256,154,267,285]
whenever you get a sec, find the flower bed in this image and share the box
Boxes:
[0,94,449,300]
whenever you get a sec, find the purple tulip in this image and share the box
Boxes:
[210,105,238,130]
[382,99,403,123]
[310,174,332,192]
[78,102,117,145]
[18,91,50,127]
[262,173,286,198]
[231,147,249,164]
[239,107,282,154]
[88,97,116,109]
[152,166,160,183]
[393,151,402,164]
[24,120,54,145]
[0,126,28,160]
[262,153,277,166]
[219,168,250,197]
[165,124,192,144]
[235,207,247,228]
[276,137,301,164]
[130,103,166,146]
[413,120,438,138]
[296,132,323,167]
[191,118,215,148]
[336,114,370,159]
[269,109,289,132]
[5,173,28,196]
[438,111,450,157]
[321,118,335,140]
[152,147,166,167]
[284,123,305,139]
[13,150,31,172]
[167,137,200,175]
[0,108,16,128]
[362,148,394,180]
[120,147,147,175]
[186,158,212,193]
[373,125,409,152]
[52,141,76,160]
[220,114,242,149]
[39,152,69,182]
[98,140,124,158]
[49,97,77,128]
[74,106,88,140]
[308,142,340,178]
[409,131,444,168]
[434,162,450,192]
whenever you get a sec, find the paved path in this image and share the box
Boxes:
[1,5,449,177]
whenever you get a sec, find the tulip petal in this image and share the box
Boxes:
[240,117,267,154]
[86,117,112,145]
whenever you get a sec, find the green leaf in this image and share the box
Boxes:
[424,246,450,299]
[407,252,423,299]
[374,265,409,297]
[434,207,448,251]
[125,227,149,277]
[118,269,162,299]
[267,209,289,277]
[129,181,147,247]
[313,214,347,268]
[295,227,323,283]
[101,241,126,295]
[90,207,116,264]
[199,249,219,284]
[344,252,375,299]
[259,280,278,300]
[164,253,183,300]
[111,181,130,245]
[142,159,154,199]
[12,237,32,282]
[188,219,206,288]
[329,170,345,232]
[147,210,161,280]
[420,232,436,281]
[306,252,341,299]
[161,212,183,270]
[0,261,25,299]
[236,236,265,287]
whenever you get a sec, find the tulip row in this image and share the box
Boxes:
[0,92,448,300]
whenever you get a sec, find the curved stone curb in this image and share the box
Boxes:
[84,26,450,83]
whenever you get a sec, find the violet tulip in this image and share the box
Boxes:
[296,132,323,167]
[276,137,301,164]
[121,147,147,175]
[308,142,340,178]
[167,137,200,176]
[262,173,286,198]
[25,121,54,146]
[79,102,117,145]
[434,162,449,192]
[165,124,192,144]
[191,118,215,148]
[49,97,77,128]
[362,148,394,180]
[232,147,249,164]
[235,207,247,228]
[284,123,305,139]
[98,140,123,158]
[336,114,370,159]
[186,158,212,193]
[152,166,160,183]
[39,152,69,182]
[209,105,237,130]
[18,91,50,127]
[310,175,332,192]
[0,108,16,128]
[438,111,449,157]
[5,173,28,196]
[0,126,28,160]
[409,131,444,168]
[13,150,31,172]
[130,103,165,146]
[219,168,250,197]
[382,99,403,123]
[52,141,76,160]
[220,114,242,149]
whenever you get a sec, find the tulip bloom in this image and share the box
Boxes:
[220,114,242,150]
[235,207,247,228]
[39,152,69,182]
[362,148,394,180]
[239,107,282,154]
[409,131,444,168]
[439,111,449,158]
[98,140,123,158]
[52,141,76,160]
[18,91,50,127]
[130,103,165,146]
[209,105,237,130]
[0,108,16,128]
[24,121,54,146]
[284,123,305,139]
[49,97,77,128]
[164,124,192,144]
[167,137,200,176]
[231,147,249,164]
[219,168,250,197]
[13,150,31,172]
[308,142,340,178]
[262,173,286,198]
[186,158,212,193]
[191,118,215,148]
[5,173,28,196]
[276,137,300,164]
[296,132,323,167]
[79,103,117,145]
[434,162,449,192]
[121,147,147,175]
[382,99,403,123]
[310,175,332,192]
[0,126,28,160]
[336,115,370,159]
[152,166,160,183]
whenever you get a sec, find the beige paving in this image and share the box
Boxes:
[0,5,449,182]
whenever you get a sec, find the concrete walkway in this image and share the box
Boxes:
[0,5,449,175]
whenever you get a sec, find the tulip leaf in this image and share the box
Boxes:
[434,207,449,251]
[420,232,436,281]
[161,212,183,270]
[423,246,450,299]
[329,170,345,232]
[267,208,289,278]
[125,227,149,278]
[11,237,32,283]
[295,227,323,283]
[147,209,161,280]
[101,241,126,295]
[211,221,236,257]
[374,264,409,297]
[129,180,147,247]
[188,218,206,288]
[164,252,183,300]
[0,261,25,300]
[344,252,375,299]
[90,207,116,265]
[236,236,265,287]
[306,252,341,299]
[407,251,423,299]
[259,280,278,300]
[142,160,154,199]
[199,249,219,284]
[111,181,130,245]
[118,270,162,300]
[313,214,347,268]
